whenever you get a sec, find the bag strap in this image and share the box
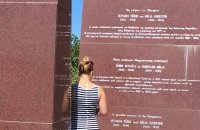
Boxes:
[71,83,77,100]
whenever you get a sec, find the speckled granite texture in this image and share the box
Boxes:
[0,0,71,129]
[80,0,200,130]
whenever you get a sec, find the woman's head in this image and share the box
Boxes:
[79,56,94,76]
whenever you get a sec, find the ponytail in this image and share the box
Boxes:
[78,56,93,76]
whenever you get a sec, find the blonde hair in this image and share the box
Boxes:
[79,56,93,76]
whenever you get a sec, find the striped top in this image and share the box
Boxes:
[68,84,99,130]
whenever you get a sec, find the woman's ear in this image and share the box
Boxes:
[90,71,93,79]
[91,71,93,76]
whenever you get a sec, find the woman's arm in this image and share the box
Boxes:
[62,88,70,115]
[98,86,107,115]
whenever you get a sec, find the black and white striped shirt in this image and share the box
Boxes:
[69,84,99,130]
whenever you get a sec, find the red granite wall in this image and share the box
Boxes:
[0,0,71,129]
[80,0,200,130]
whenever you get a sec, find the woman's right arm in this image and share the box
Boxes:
[99,86,107,115]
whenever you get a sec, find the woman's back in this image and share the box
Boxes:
[69,84,99,130]
[62,56,107,130]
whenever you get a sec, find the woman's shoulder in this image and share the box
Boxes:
[91,83,103,90]
[95,85,106,96]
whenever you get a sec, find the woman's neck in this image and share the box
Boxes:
[79,74,91,83]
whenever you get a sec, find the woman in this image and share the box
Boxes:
[62,56,107,130]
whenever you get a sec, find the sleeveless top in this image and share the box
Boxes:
[68,84,99,130]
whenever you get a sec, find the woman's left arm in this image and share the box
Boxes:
[62,88,70,115]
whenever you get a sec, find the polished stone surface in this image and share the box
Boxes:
[0,0,71,129]
[80,0,200,129]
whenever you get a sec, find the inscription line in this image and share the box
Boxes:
[0,2,57,4]
[81,42,195,46]
[109,106,200,112]
[0,119,66,125]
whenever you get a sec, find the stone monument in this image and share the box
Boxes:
[80,0,200,129]
[0,0,71,129]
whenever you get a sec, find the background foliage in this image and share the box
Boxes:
[71,34,80,84]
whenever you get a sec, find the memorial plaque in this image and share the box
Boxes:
[80,0,200,130]
[0,0,71,129]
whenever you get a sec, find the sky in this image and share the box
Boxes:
[72,0,83,39]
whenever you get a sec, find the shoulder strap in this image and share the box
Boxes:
[70,83,78,104]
